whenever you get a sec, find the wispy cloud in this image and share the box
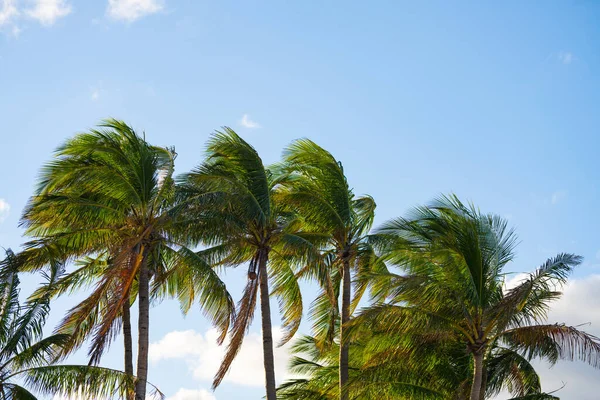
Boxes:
[89,85,101,101]
[558,51,574,64]
[240,114,261,129]
[0,0,71,35]
[0,0,19,27]
[107,0,163,22]
[551,190,567,205]
[25,0,72,26]
[0,199,10,223]
[89,82,103,101]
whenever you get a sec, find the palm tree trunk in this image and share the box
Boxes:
[470,351,484,400]
[123,291,134,400]
[339,257,351,400]
[478,360,487,400]
[258,248,277,400]
[134,255,150,400]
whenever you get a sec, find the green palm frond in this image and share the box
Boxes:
[0,250,21,344]
[21,365,151,400]
[492,254,582,331]
[501,323,600,367]
[2,266,61,359]
[6,334,70,371]
[153,246,235,343]
[2,383,38,400]
[270,256,303,346]
[485,347,542,398]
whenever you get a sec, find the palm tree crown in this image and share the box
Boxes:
[179,128,313,399]
[18,120,234,400]
[279,138,384,400]
[357,194,600,399]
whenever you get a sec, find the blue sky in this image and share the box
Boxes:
[1,1,600,399]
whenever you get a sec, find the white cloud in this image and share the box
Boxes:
[534,275,600,398]
[0,199,10,223]
[240,114,261,129]
[0,0,19,26]
[546,275,600,330]
[558,51,574,64]
[25,0,71,26]
[1,0,71,34]
[150,327,294,387]
[89,82,104,101]
[550,190,567,205]
[165,388,216,400]
[107,0,164,22]
[503,272,529,291]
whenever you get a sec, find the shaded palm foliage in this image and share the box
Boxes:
[17,120,234,400]
[277,331,563,400]
[0,250,152,399]
[277,333,456,400]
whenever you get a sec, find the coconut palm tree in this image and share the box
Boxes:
[360,194,600,400]
[179,128,314,400]
[278,139,382,400]
[0,250,154,399]
[18,120,234,400]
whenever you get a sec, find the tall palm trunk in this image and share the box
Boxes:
[470,351,484,400]
[478,359,487,400]
[339,257,351,400]
[134,254,150,400]
[123,291,134,400]
[258,248,277,400]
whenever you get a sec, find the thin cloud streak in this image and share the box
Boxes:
[107,0,163,22]
[240,114,261,129]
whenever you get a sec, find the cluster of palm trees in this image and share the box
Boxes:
[1,119,599,400]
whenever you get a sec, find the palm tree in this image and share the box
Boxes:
[360,194,600,400]
[0,250,154,399]
[279,139,380,400]
[179,128,312,400]
[18,120,234,400]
